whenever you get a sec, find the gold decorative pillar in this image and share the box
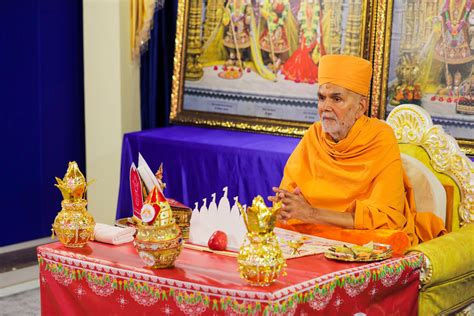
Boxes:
[185,0,204,80]
[401,0,442,53]
[401,0,443,53]
[342,0,362,56]
[421,0,442,44]
[400,0,421,53]
[202,0,225,44]
[323,0,343,54]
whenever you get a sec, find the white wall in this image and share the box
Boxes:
[83,0,141,224]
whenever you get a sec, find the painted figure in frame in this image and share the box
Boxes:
[281,0,324,84]
[258,0,298,72]
[389,0,474,116]
[181,0,367,125]
[198,0,365,83]
[200,0,276,80]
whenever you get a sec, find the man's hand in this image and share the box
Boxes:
[268,187,315,223]
[268,186,355,228]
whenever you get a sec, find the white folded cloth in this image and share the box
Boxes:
[94,223,136,245]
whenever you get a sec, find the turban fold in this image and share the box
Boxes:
[318,55,372,96]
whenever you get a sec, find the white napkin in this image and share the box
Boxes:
[94,223,136,245]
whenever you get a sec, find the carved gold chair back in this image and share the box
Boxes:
[386,104,474,232]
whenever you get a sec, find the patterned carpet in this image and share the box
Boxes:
[0,288,40,315]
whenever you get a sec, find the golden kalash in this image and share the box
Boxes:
[51,162,95,248]
[237,196,286,286]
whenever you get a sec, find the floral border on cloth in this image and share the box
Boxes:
[37,248,422,301]
[38,251,423,315]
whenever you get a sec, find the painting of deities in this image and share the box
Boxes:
[387,0,474,139]
[183,0,365,123]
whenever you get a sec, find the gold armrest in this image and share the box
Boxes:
[417,256,433,286]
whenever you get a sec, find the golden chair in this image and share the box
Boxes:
[386,104,474,315]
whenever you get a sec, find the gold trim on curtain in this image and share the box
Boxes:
[131,0,157,61]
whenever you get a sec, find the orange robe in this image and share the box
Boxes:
[278,115,446,253]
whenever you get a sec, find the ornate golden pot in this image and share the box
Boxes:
[133,187,183,268]
[52,162,95,248]
[237,196,286,286]
[133,222,183,268]
[53,200,95,248]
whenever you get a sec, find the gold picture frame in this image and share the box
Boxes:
[370,0,474,156]
[171,0,377,136]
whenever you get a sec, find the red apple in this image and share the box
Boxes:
[208,231,228,251]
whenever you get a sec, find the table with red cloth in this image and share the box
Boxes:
[38,241,422,315]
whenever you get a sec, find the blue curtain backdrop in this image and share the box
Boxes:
[140,1,178,129]
[0,1,85,246]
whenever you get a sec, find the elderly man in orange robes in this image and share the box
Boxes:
[270,55,446,253]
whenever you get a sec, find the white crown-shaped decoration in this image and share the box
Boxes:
[189,187,247,250]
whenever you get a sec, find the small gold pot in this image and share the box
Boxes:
[52,200,95,248]
[237,232,286,286]
[133,222,183,268]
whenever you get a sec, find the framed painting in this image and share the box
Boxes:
[371,0,474,155]
[171,0,377,136]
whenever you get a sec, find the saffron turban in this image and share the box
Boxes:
[318,55,372,96]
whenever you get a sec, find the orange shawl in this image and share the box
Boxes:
[278,116,446,253]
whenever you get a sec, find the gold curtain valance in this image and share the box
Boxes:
[130,0,158,61]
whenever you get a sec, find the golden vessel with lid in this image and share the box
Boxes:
[133,187,183,268]
[51,162,95,248]
[237,196,286,286]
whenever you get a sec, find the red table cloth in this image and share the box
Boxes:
[38,241,422,315]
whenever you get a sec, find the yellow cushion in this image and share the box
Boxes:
[418,271,474,315]
[406,223,474,286]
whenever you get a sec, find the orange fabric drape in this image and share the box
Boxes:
[278,116,446,253]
